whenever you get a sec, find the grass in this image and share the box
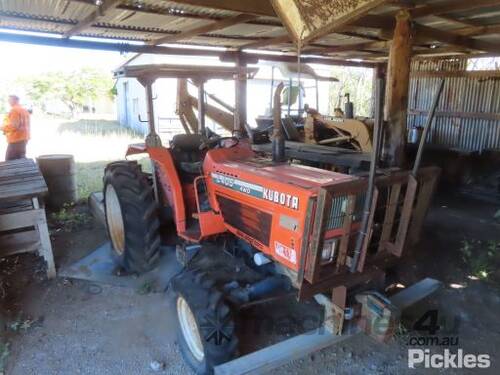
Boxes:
[460,239,500,282]
[75,160,109,200]
[23,115,155,201]
[50,203,91,232]
[136,280,157,295]
[0,341,9,374]
[57,119,144,138]
[75,158,152,201]
[7,318,34,333]
[393,321,411,344]
[0,315,39,372]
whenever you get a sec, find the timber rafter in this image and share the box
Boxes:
[4,0,500,61]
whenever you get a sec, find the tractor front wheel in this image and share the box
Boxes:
[171,270,238,374]
[103,161,161,274]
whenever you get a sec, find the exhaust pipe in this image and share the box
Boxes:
[272,82,285,162]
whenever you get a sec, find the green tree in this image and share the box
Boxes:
[19,73,54,112]
[328,66,373,117]
[19,68,114,115]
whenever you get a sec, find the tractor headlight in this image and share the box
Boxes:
[321,238,339,264]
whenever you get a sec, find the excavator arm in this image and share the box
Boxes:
[176,79,373,153]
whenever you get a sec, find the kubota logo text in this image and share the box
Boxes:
[263,188,299,210]
[211,172,299,209]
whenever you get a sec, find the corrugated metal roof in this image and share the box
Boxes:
[0,16,69,34]
[0,0,93,21]
[158,0,239,18]
[0,0,498,62]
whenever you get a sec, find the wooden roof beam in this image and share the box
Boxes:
[306,41,391,55]
[454,23,500,37]
[237,35,290,50]
[148,14,257,45]
[412,46,472,57]
[378,19,500,52]
[64,0,121,38]
[415,24,500,54]
[167,0,276,17]
[410,0,500,19]
[432,15,479,28]
[352,14,395,30]
[0,31,377,67]
[271,0,390,45]
[68,0,282,26]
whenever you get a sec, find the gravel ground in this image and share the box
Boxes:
[1,193,500,374]
[8,280,188,375]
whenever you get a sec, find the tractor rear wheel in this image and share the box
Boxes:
[171,270,238,374]
[103,161,160,274]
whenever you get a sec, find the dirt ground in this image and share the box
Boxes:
[1,191,500,374]
[0,111,494,375]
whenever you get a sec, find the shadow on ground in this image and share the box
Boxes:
[0,192,499,374]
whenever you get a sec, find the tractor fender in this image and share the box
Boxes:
[125,143,148,156]
[147,146,187,234]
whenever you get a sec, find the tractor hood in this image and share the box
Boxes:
[219,159,356,191]
[203,143,358,215]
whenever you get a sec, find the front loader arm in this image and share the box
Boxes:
[176,78,235,134]
[176,78,198,134]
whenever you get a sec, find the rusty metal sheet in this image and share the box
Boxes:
[408,58,500,153]
[270,0,389,46]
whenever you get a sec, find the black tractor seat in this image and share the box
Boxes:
[170,134,205,180]
[170,134,205,152]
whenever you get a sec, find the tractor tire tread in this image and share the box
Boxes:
[171,270,238,374]
[104,160,160,274]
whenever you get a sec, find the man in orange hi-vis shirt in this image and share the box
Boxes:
[1,95,30,160]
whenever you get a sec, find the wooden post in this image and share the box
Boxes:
[234,53,247,138]
[383,10,413,167]
[372,63,386,118]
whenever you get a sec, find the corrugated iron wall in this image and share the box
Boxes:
[408,58,500,153]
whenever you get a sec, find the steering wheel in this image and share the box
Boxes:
[199,136,239,150]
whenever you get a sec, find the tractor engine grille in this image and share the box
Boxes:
[324,193,365,230]
[216,195,272,246]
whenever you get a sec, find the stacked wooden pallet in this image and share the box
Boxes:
[0,158,55,278]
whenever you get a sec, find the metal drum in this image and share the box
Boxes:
[36,154,77,209]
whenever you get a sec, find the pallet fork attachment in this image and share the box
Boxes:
[214,278,442,375]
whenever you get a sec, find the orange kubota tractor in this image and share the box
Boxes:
[106,64,440,374]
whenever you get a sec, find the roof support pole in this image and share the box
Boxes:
[197,80,206,135]
[234,54,248,138]
[372,63,386,118]
[138,77,162,147]
[383,10,413,167]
